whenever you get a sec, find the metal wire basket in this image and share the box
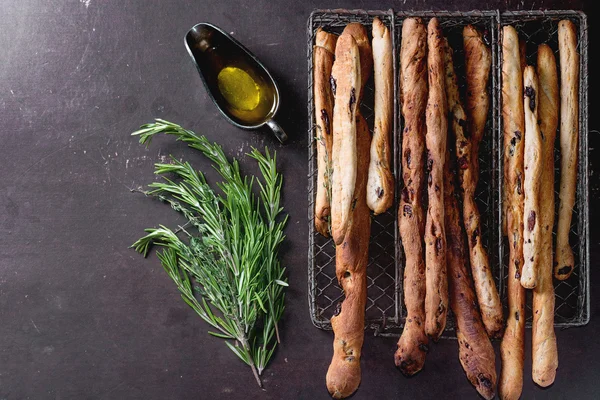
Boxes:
[497,10,590,328]
[306,9,589,336]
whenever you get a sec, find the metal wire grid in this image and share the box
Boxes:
[307,9,589,335]
[497,10,590,327]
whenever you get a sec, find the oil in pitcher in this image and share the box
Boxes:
[185,24,287,142]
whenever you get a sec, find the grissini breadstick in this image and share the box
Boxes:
[503,39,527,237]
[460,25,504,338]
[367,17,394,215]
[499,25,526,400]
[314,29,338,236]
[444,148,496,400]
[532,43,559,387]
[342,23,373,103]
[395,17,429,376]
[424,17,448,341]
[326,114,371,399]
[521,66,543,289]
[555,19,579,280]
[519,38,527,73]
[464,25,491,163]
[330,34,361,245]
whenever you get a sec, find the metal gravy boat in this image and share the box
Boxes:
[184,23,288,143]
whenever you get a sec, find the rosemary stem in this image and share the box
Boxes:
[240,336,263,388]
[274,321,281,344]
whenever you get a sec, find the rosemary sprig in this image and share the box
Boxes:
[130,119,288,387]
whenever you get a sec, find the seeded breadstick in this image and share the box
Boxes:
[367,17,394,214]
[330,34,361,245]
[555,19,579,280]
[461,25,504,338]
[314,29,338,236]
[424,18,448,341]
[499,25,526,400]
[395,17,429,376]
[532,43,559,387]
[521,66,543,289]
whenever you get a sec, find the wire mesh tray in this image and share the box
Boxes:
[306,9,589,336]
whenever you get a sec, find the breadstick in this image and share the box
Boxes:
[395,17,429,376]
[555,19,579,280]
[504,37,525,238]
[445,148,496,400]
[330,34,361,245]
[499,25,526,400]
[342,23,373,103]
[521,66,543,289]
[519,39,527,73]
[460,25,504,338]
[367,17,394,214]
[424,18,448,341]
[326,114,371,399]
[314,29,338,236]
[503,38,527,237]
[532,43,559,387]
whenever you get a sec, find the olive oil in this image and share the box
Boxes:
[217,67,260,111]
[212,61,275,125]
[186,25,277,127]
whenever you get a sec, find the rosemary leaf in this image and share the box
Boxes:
[131,119,287,388]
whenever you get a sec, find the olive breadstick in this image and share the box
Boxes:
[499,25,526,400]
[326,114,371,399]
[342,23,373,103]
[367,17,394,214]
[395,17,429,375]
[532,43,559,387]
[519,38,527,73]
[314,29,338,236]
[503,38,527,237]
[521,66,543,289]
[330,34,361,245]
[555,19,579,280]
[444,147,497,400]
[461,25,504,338]
[424,17,448,341]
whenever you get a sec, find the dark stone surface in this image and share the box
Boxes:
[0,0,596,399]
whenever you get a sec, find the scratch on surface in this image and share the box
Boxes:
[266,42,280,46]
[31,319,40,334]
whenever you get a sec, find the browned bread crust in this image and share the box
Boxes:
[342,23,373,103]
[532,43,559,387]
[314,28,338,236]
[366,17,394,214]
[499,25,526,400]
[330,33,361,245]
[444,148,497,400]
[521,66,543,289]
[326,114,371,399]
[460,25,503,338]
[555,19,579,280]
[395,17,429,376]
[423,18,448,341]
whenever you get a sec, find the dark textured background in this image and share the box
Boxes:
[0,1,596,399]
